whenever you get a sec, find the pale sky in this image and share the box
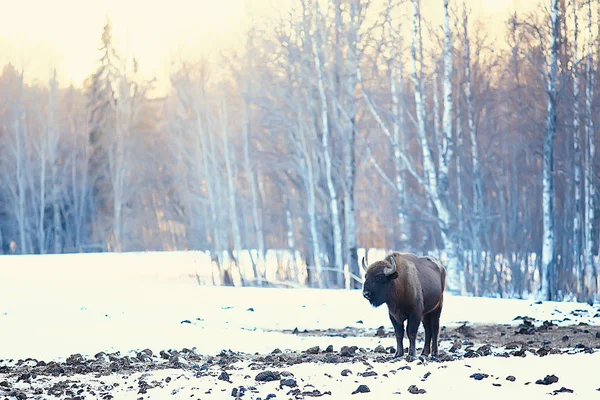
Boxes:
[0,0,538,96]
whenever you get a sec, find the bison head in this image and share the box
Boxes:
[361,256,398,307]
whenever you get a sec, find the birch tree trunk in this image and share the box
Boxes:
[462,4,482,294]
[294,109,322,288]
[571,0,583,296]
[387,4,409,244]
[48,70,62,254]
[411,0,462,293]
[440,1,459,296]
[14,71,29,254]
[242,98,263,284]
[583,0,596,303]
[219,98,244,285]
[456,73,466,292]
[342,1,359,289]
[541,0,559,301]
[311,16,342,288]
[37,104,48,254]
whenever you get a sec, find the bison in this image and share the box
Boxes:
[362,252,446,358]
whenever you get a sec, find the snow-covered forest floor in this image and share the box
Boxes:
[1,254,599,399]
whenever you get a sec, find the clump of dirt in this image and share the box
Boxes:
[352,384,370,394]
[552,387,574,395]
[407,384,426,394]
[536,374,559,385]
[470,373,489,381]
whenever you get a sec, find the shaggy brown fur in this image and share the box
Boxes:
[362,252,446,358]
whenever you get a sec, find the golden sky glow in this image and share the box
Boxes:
[0,0,539,96]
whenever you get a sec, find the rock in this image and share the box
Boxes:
[470,373,489,381]
[66,354,84,365]
[352,385,370,394]
[449,339,462,352]
[375,326,386,337]
[255,371,281,382]
[358,371,377,377]
[551,387,574,395]
[247,308,254,312]
[421,372,431,381]
[279,378,297,388]
[457,322,476,338]
[292,327,299,334]
[437,353,454,362]
[504,342,522,350]
[325,345,334,353]
[271,348,282,354]
[356,320,364,324]
[374,345,387,354]
[537,345,553,357]
[493,383,501,387]
[340,346,357,357]
[506,376,516,382]
[341,369,352,377]
[464,350,479,358]
[407,385,426,394]
[9,390,26,400]
[536,375,559,385]
[476,344,492,356]
[305,346,320,355]
[218,371,231,382]
[265,394,276,400]
[515,319,536,335]
[596,332,600,339]
[180,320,192,324]
[538,320,556,331]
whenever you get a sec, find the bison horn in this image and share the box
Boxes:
[361,256,368,271]
[384,256,397,276]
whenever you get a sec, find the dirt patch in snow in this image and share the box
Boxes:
[1,318,599,399]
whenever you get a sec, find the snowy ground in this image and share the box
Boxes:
[1,252,600,399]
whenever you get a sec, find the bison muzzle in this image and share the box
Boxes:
[362,252,446,358]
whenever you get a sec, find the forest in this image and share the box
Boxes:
[0,0,598,303]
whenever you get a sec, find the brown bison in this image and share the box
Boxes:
[362,252,446,358]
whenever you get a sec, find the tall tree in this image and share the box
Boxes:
[571,0,583,296]
[311,1,342,287]
[541,0,559,301]
[583,0,595,304]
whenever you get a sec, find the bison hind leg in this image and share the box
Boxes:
[421,313,432,356]
[428,307,442,357]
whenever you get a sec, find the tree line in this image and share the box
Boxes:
[0,0,598,302]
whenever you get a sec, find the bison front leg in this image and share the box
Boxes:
[406,314,421,358]
[389,313,405,358]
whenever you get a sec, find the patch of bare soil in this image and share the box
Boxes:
[1,317,599,399]
[278,317,600,355]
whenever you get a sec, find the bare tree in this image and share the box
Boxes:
[218,96,245,284]
[48,70,62,254]
[583,0,596,303]
[541,0,559,300]
[462,3,483,287]
[311,1,342,287]
[571,0,583,296]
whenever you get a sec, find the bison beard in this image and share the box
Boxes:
[362,252,446,358]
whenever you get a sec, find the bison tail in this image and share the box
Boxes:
[441,264,447,293]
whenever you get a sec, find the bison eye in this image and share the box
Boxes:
[375,274,387,283]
